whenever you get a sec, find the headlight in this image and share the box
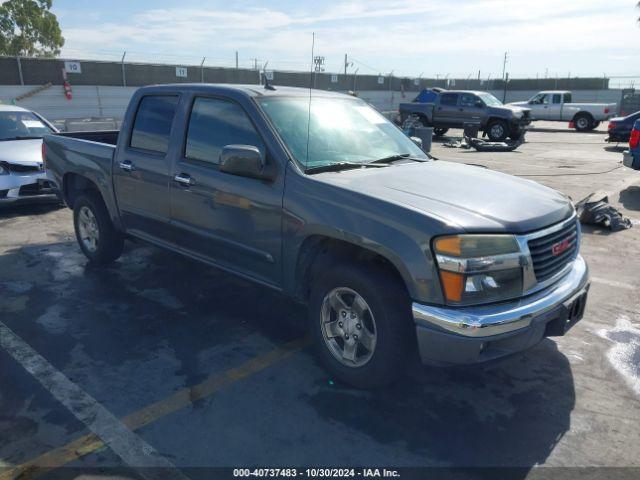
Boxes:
[433,234,523,306]
[0,163,8,175]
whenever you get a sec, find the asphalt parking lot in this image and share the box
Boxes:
[1,124,640,479]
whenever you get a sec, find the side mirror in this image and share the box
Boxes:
[219,145,271,180]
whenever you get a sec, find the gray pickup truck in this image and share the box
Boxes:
[399,89,531,141]
[44,84,589,388]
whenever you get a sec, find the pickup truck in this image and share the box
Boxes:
[1,104,58,204]
[509,91,616,132]
[399,89,531,142]
[44,84,590,388]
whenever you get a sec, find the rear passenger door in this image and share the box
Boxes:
[434,93,459,126]
[169,95,284,287]
[113,94,178,240]
[546,93,563,120]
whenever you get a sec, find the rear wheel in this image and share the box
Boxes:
[573,113,594,131]
[73,192,124,264]
[486,120,509,141]
[309,262,413,389]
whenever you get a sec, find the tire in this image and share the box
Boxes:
[573,113,593,131]
[308,262,413,389]
[73,192,124,264]
[486,120,509,141]
[433,127,449,136]
[592,121,600,129]
[509,129,524,141]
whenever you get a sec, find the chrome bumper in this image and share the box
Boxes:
[412,255,589,364]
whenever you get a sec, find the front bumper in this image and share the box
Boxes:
[412,255,589,365]
[0,170,58,204]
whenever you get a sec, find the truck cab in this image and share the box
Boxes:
[526,91,573,120]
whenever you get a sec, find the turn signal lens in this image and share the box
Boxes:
[439,271,464,302]
[434,234,519,258]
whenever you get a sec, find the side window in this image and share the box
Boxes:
[440,93,458,106]
[130,96,178,154]
[459,93,478,107]
[185,97,265,165]
[552,94,562,104]
[564,93,572,103]
[530,93,548,105]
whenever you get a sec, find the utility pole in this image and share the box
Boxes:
[502,72,509,103]
[200,57,206,83]
[344,54,348,75]
[235,51,239,69]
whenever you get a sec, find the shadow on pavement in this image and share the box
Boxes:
[619,185,640,211]
[0,238,575,474]
[0,202,63,219]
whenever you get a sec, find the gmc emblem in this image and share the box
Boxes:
[552,238,571,256]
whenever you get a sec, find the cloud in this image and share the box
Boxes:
[58,0,640,77]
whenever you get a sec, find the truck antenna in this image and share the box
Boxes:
[262,61,275,91]
[305,32,315,170]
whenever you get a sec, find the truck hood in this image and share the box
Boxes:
[316,161,572,233]
[490,104,530,117]
[0,139,43,167]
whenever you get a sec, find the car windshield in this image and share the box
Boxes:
[258,96,427,170]
[0,111,54,140]
[478,93,502,106]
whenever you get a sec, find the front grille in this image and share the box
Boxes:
[2,162,41,173]
[528,219,578,283]
[18,181,52,196]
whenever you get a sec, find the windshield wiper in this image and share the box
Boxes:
[368,153,428,164]
[305,162,387,174]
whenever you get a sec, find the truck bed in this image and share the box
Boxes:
[44,130,119,208]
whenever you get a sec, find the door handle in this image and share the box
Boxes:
[174,173,195,186]
[119,160,135,172]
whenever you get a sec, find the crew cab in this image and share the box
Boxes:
[399,89,531,142]
[44,84,590,388]
[509,91,616,131]
[1,104,58,204]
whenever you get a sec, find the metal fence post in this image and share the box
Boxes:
[16,56,24,85]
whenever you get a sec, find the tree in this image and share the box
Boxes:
[0,0,64,57]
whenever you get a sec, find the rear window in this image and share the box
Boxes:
[130,96,179,154]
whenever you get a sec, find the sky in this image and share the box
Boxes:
[48,0,640,81]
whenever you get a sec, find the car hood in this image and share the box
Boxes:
[315,161,573,233]
[0,139,43,167]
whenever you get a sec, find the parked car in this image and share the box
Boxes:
[509,91,616,131]
[623,119,640,170]
[606,111,640,143]
[44,84,590,388]
[399,89,531,142]
[0,104,59,204]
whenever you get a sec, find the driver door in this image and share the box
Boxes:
[528,93,550,120]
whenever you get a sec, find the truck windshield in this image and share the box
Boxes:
[258,97,426,170]
[477,93,502,106]
[0,111,54,141]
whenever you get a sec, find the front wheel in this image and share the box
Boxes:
[433,127,449,136]
[309,262,413,389]
[73,192,124,264]
[486,120,509,141]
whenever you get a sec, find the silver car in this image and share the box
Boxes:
[0,104,59,204]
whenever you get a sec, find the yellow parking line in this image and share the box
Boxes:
[1,336,309,480]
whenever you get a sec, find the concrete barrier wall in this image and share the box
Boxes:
[0,84,626,123]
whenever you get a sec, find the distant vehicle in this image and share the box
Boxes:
[509,91,616,132]
[399,89,531,142]
[44,84,589,388]
[606,111,640,143]
[0,104,58,204]
[623,119,640,170]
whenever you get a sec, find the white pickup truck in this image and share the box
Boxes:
[509,91,616,131]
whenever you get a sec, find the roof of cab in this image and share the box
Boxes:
[138,83,355,99]
[0,104,30,112]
